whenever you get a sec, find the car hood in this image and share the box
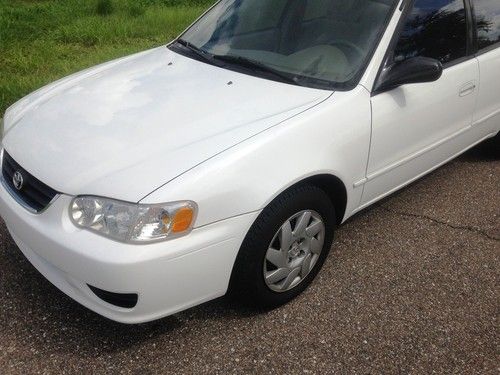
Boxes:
[2,47,331,202]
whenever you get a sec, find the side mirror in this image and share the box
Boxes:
[375,57,443,94]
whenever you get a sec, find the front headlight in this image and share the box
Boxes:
[70,196,197,244]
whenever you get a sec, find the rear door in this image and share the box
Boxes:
[362,0,479,205]
[471,0,500,136]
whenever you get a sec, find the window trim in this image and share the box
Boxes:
[464,0,476,55]
[475,41,500,56]
[372,0,476,96]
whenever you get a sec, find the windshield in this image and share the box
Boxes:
[176,0,397,89]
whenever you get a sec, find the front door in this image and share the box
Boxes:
[362,0,479,206]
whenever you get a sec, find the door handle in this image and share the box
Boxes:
[459,82,476,97]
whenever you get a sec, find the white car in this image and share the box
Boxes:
[0,0,498,324]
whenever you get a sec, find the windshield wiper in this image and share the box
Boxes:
[172,43,300,86]
[173,39,214,63]
[213,54,299,85]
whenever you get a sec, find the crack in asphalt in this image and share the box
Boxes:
[380,206,500,242]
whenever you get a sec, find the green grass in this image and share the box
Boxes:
[0,0,214,114]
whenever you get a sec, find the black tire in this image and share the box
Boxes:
[229,184,336,308]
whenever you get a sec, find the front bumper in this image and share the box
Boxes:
[0,184,259,323]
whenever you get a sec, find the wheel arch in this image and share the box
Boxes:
[293,174,348,226]
[262,173,348,226]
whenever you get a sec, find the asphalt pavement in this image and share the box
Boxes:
[0,146,498,374]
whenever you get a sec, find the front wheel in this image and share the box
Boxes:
[229,184,335,308]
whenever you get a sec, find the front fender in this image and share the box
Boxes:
[141,86,372,227]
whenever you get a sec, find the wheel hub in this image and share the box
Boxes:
[288,242,301,259]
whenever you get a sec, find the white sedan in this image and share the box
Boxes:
[0,0,498,323]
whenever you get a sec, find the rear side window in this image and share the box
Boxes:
[473,0,500,50]
[394,0,467,64]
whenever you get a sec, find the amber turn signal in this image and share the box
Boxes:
[172,207,195,233]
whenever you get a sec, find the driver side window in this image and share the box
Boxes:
[394,0,468,65]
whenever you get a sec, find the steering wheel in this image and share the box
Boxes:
[330,40,365,61]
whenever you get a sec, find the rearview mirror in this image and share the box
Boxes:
[375,57,443,94]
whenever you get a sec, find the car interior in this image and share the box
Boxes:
[204,0,395,83]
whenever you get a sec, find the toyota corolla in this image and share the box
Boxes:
[0,0,498,323]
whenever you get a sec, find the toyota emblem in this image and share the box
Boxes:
[13,171,24,191]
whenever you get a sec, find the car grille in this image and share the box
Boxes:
[2,151,59,213]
